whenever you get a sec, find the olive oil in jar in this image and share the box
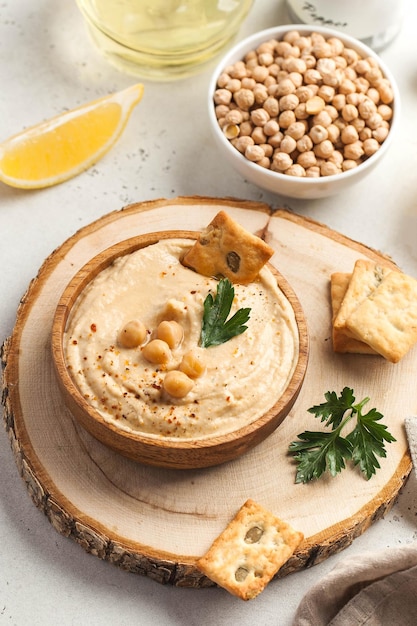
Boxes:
[76,0,254,80]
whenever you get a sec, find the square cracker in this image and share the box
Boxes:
[346,270,417,363]
[330,272,377,354]
[333,259,392,337]
[196,499,304,600]
[182,210,274,284]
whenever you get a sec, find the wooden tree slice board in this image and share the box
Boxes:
[1,196,413,588]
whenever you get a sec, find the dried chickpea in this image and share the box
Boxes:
[263,119,280,136]
[297,150,317,168]
[304,68,322,85]
[342,159,359,171]
[260,143,273,158]
[263,96,279,117]
[366,87,380,104]
[314,139,334,158]
[118,320,147,348]
[241,76,256,90]
[245,144,265,162]
[351,117,365,132]
[288,71,303,87]
[306,95,325,114]
[328,37,344,56]
[179,348,206,379]
[341,103,359,122]
[157,320,184,350]
[233,88,255,110]
[251,126,267,144]
[363,137,380,156]
[373,125,389,142]
[279,93,299,111]
[296,85,315,102]
[312,110,332,127]
[286,121,306,140]
[229,60,247,79]
[305,165,321,177]
[318,84,335,103]
[320,161,340,176]
[250,107,270,126]
[142,339,171,365]
[223,124,240,139]
[378,104,393,121]
[326,123,340,143]
[332,93,346,110]
[233,135,254,153]
[253,83,269,104]
[268,131,284,148]
[344,141,364,160]
[257,156,271,168]
[280,135,297,154]
[278,109,296,128]
[359,127,373,141]
[339,78,356,95]
[341,124,359,144]
[309,124,328,144]
[226,78,241,93]
[214,89,232,105]
[272,151,293,171]
[215,104,229,119]
[296,134,313,152]
[275,77,296,96]
[251,64,269,82]
[163,370,194,399]
[285,164,306,176]
[239,120,253,136]
[328,150,343,168]
[225,109,244,125]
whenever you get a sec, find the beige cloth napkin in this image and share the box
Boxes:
[293,418,417,625]
[293,543,417,625]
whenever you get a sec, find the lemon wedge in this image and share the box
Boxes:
[0,83,144,189]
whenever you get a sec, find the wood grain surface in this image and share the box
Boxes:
[1,196,412,588]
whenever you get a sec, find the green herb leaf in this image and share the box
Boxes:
[289,388,396,483]
[346,407,397,480]
[200,278,251,348]
[308,387,356,428]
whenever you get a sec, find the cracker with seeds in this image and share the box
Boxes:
[330,272,377,354]
[196,499,303,600]
[333,259,392,338]
[182,210,274,284]
[346,270,417,363]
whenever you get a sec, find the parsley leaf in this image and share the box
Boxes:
[289,387,396,483]
[200,278,251,348]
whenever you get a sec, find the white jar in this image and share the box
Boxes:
[286,0,405,50]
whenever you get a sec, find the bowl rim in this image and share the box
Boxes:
[208,23,401,187]
[51,230,309,464]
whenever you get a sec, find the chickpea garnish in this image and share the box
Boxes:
[179,348,206,379]
[156,320,184,349]
[163,370,194,398]
[142,339,171,365]
[118,320,147,348]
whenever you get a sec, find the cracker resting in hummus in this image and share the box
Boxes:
[64,238,299,440]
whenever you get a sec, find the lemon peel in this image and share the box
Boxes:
[0,83,144,189]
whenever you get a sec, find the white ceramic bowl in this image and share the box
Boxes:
[208,25,400,199]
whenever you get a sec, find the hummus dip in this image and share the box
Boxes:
[64,239,299,440]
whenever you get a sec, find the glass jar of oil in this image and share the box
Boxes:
[76,0,254,81]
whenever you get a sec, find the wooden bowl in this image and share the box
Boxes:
[51,230,309,469]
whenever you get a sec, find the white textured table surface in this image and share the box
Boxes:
[1,1,416,624]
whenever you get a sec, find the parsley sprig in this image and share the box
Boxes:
[289,387,396,483]
[200,278,251,348]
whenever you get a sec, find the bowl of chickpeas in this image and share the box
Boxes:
[208,25,400,199]
[52,228,308,469]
